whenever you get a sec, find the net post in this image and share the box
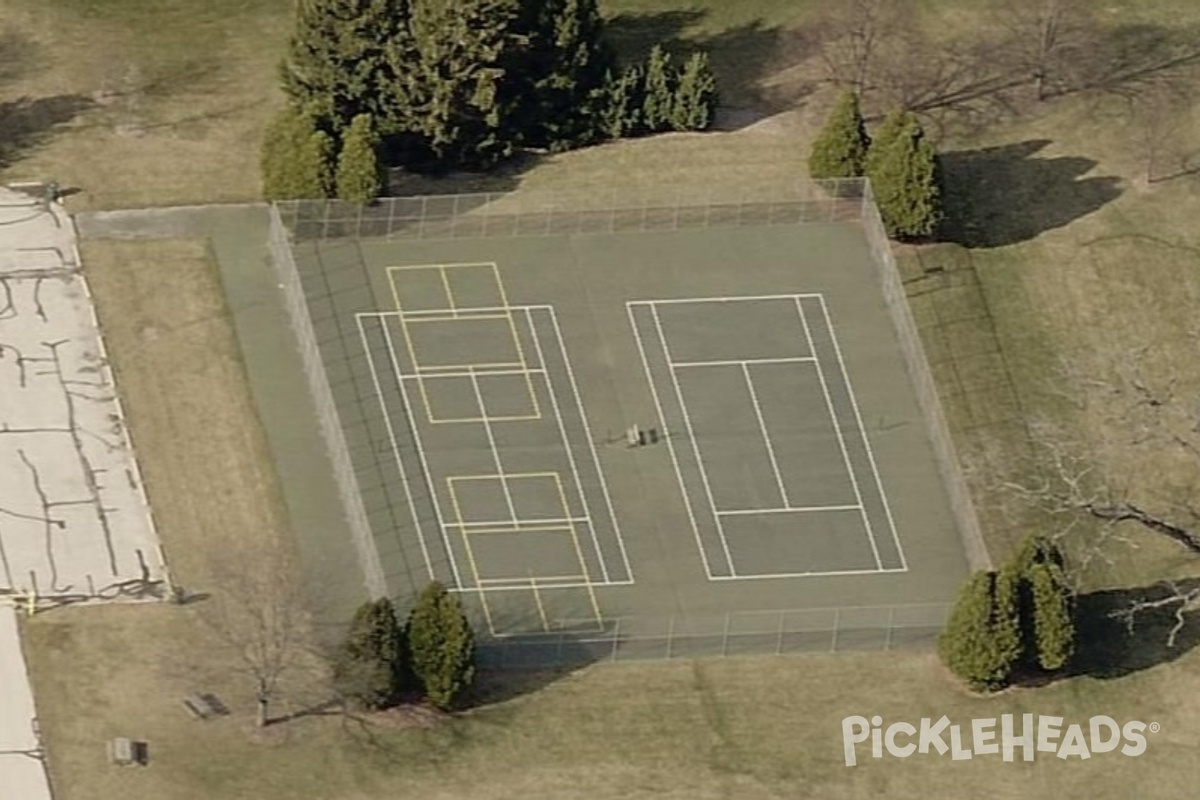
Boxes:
[884,606,895,651]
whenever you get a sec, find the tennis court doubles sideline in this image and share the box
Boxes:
[628,294,907,581]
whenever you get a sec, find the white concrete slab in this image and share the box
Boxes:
[0,604,52,800]
[0,188,162,598]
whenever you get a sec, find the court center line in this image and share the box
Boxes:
[546,306,635,583]
[468,367,520,524]
[650,302,738,578]
[379,315,465,588]
[626,302,715,581]
[524,307,610,583]
[742,362,790,508]
[815,294,909,572]
[794,297,883,571]
[716,504,861,516]
[354,315,435,582]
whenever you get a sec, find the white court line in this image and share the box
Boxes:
[398,367,545,381]
[355,316,435,581]
[815,295,909,571]
[650,303,737,577]
[672,356,816,368]
[742,362,790,508]
[709,566,906,581]
[626,303,715,580]
[716,504,861,516]
[401,305,518,318]
[546,307,635,583]
[794,297,883,571]
[628,294,823,306]
[379,315,465,588]
[442,515,593,530]
[524,308,609,583]
[467,367,519,523]
[451,578,633,593]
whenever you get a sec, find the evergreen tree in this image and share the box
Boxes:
[595,67,642,140]
[335,598,405,709]
[1029,562,1074,670]
[393,0,522,170]
[336,114,384,202]
[261,108,334,200]
[670,51,718,132]
[280,0,404,135]
[406,581,475,710]
[864,110,941,239]
[641,45,675,133]
[808,91,870,179]
[520,0,614,150]
[938,571,1020,691]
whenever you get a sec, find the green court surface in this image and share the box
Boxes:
[266,216,971,663]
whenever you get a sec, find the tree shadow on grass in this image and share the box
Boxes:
[1066,579,1200,680]
[0,94,96,169]
[938,139,1122,248]
[604,9,792,127]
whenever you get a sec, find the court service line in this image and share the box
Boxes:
[629,294,823,306]
[626,303,715,581]
[523,307,609,583]
[715,504,861,516]
[650,302,738,578]
[709,566,906,581]
[742,362,790,508]
[441,515,593,529]
[672,356,816,368]
[354,316,435,582]
[400,305,520,318]
[452,578,632,593]
[794,298,883,571]
[546,306,635,583]
[397,367,546,380]
[815,295,909,571]
[378,315,465,588]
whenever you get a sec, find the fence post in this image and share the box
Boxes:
[721,613,730,657]
[884,606,895,651]
[831,608,840,652]
[775,610,784,655]
[611,617,621,663]
[665,616,675,660]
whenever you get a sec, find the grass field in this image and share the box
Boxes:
[12,0,1200,797]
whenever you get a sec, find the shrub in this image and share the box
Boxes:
[406,581,475,710]
[670,51,718,132]
[261,107,333,200]
[864,110,941,239]
[336,597,405,709]
[336,114,383,203]
[641,45,675,133]
[808,91,870,179]
[938,571,1021,691]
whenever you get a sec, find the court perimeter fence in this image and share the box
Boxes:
[475,602,952,668]
[267,177,990,664]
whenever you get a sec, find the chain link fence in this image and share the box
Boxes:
[476,602,951,668]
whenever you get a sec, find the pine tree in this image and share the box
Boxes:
[396,0,522,171]
[406,581,475,710]
[261,108,334,200]
[1029,562,1074,670]
[335,598,405,709]
[520,0,613,150]
[864,110,941,240]
[809,91,870,179]
[280,0,404,135]
[670,51,718,132]
[938,571,1020,691]
[594,67,642,140]
[641,45,675,134]
[336,114,384,202]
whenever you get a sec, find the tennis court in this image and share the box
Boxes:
[259,190,974,656]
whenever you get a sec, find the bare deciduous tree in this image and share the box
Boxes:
[197,542,314,727]
[1127,80,1199,185]
[816,0,917,98]
[993,0,1093,100]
